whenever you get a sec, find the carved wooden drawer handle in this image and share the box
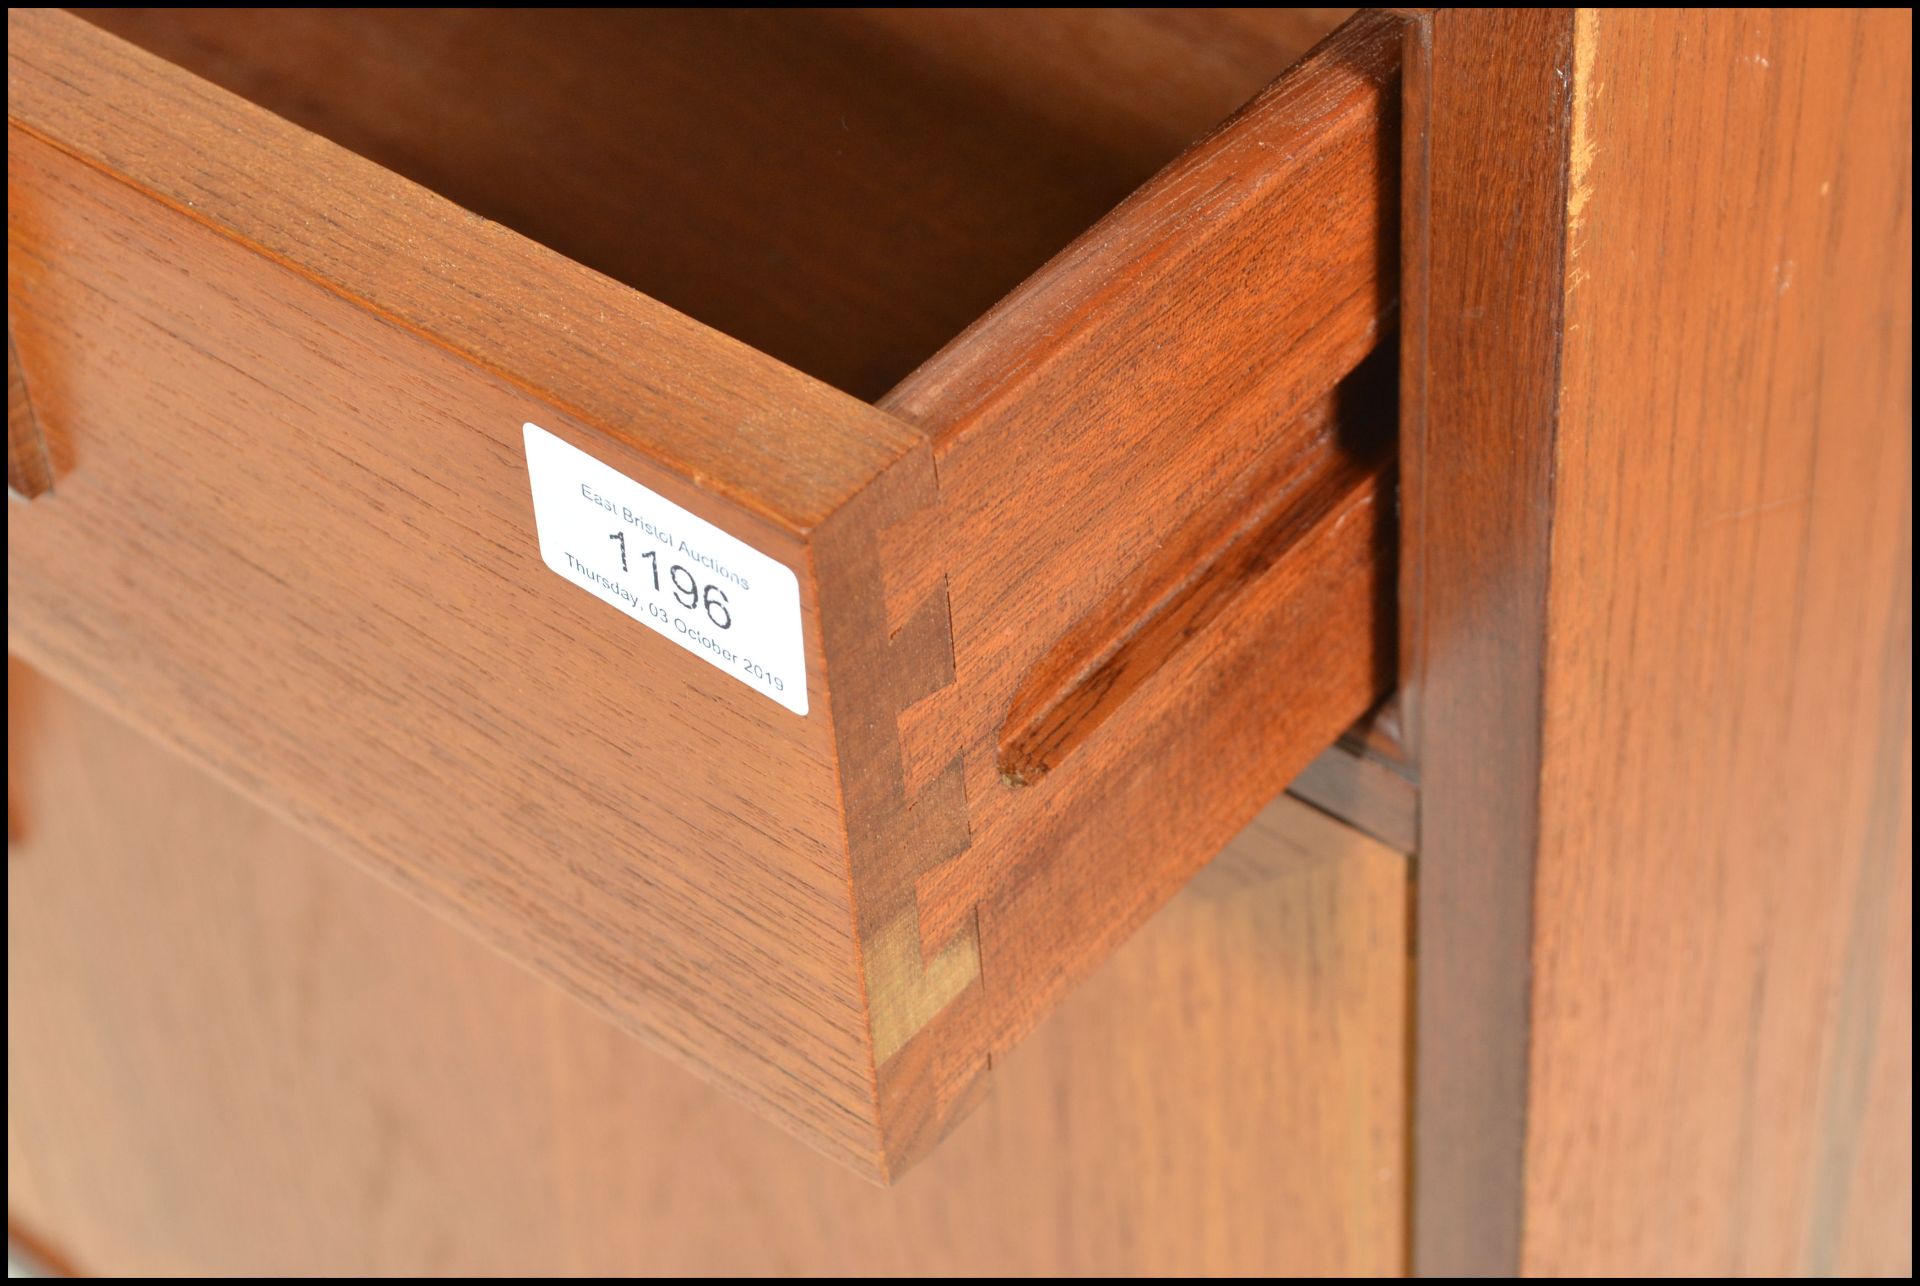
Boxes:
[7,328,53,501]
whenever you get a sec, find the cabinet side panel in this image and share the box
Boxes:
[1528,8,1912,1274]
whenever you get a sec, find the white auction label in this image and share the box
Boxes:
[523,422,808,715]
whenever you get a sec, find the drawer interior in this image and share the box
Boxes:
[80,7,1350,400]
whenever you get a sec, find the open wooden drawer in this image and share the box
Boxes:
[7,8,1402,1177]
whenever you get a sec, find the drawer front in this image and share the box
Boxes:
[6,8,918,1171]
[7,8,1403,1175]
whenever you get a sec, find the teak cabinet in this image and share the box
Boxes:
[7,7,1911,1276]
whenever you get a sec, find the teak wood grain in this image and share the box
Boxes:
[1407,7,1912,1274]
[6,8,1398,1175]
[1527,10,1911,1273]
[877,9,1402,1061]
[1399,9,1571,1271]
[78,7,1353,401]
[7,657,1409,1275]
[7,8,909,1175]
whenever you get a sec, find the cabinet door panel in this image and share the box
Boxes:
[6,659,1408,1275]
